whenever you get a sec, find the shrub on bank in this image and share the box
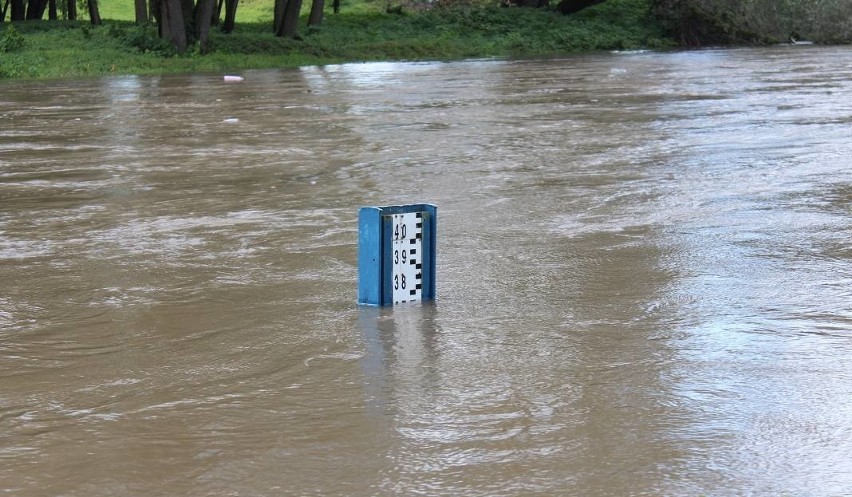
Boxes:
[0,24,26,52]
[652,0,852,45]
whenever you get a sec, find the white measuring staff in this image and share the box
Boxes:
[390,211,423,304]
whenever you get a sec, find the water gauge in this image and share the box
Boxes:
[358,204,436,306]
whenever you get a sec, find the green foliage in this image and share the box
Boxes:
[0,25,26,53]
[797,0,852,44]
[2,0,671,79]
[107,23,174,55]
[0,56,24,78]
[652,0,852,46]
[0,53,41,78]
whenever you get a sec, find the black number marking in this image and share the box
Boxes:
[394,250,410,264]
[394,221,408,241]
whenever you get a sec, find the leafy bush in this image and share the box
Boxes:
[0,54,40,78]
[798,0,852,43]
[106,23,174,54]
[0,25,26,53]
[652,0,852,46]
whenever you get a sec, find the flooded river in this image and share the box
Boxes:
[2,46,851,496]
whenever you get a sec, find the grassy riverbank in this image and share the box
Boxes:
[0,0,671,79]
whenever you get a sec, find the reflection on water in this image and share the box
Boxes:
[2,47,852,496]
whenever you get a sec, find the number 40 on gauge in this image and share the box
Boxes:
[358,204,436,306]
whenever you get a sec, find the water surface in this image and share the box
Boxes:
[2,46,852,496]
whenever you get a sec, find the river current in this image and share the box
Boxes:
[2,46,851,496]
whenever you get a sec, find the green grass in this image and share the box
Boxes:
[1,0,671,79]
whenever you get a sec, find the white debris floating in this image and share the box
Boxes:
[223,75,245,82]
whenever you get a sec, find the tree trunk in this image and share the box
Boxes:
[87,0,101,24]
[332,0,338,14]
[556,0,605,14]
[273,0,285,33]
[25,0,49,19]
[308,0,322,27]
[180,0,194,34]
[159,0,187,52]
[512,0,548,7]
[135,0,148,23]
[214,0,223,25]
[48,0,57,19]
[276,0,302,37]
[222,0,238,32]
[10,0,24,20]
[67,0,77,20]
[194,0,215,52]
[0,0,8,21]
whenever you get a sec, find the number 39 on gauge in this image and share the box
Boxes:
[358,204,436,306]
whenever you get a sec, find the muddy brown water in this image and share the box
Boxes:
[2,46,852,496]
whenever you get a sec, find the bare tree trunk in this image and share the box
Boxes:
[556,0,604,14]
[283,0,302,37]
[0,0,8,21]
[10,0,24,20]
[180,0,194,32]
[308,0,323,27]
[222,0,238,32]
[275,0,302,37]
[332,0,339,14]
[214,0,223,25]
[48,0,57,19]
[25,0,48,19]
[67,0,77,20]
[135,0,148,23]
[194,0,215,52]
[512,0,548,6]
[159,0,187,52]
[87,0,101,24]
[273,0,286,33]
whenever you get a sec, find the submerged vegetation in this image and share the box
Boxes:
[1,0,851,79]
